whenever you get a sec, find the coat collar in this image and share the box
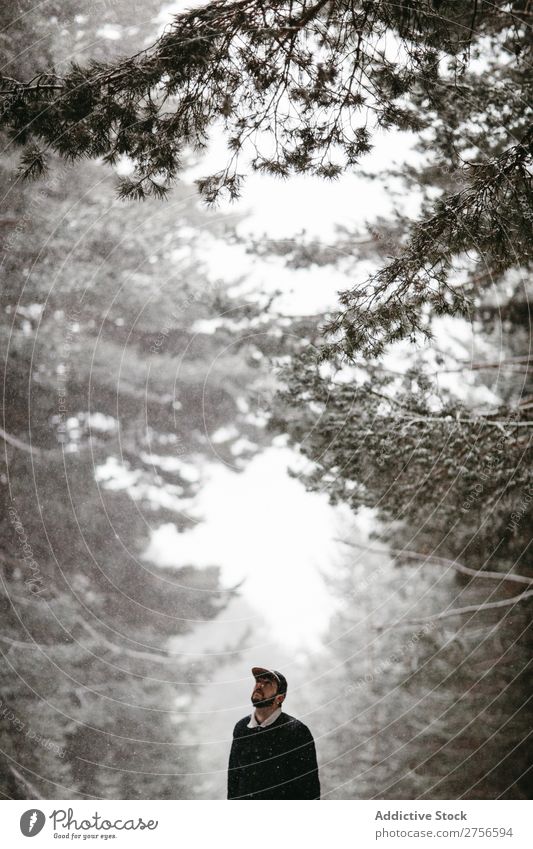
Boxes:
[247,706,282,729]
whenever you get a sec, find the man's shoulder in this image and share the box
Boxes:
[233,715,252,735]
[276,713,315,738]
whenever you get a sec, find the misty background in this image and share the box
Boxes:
[0,0,531,800]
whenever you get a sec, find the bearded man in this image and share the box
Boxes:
[227,666,321,800]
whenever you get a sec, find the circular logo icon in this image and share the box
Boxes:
[20,809,46,837]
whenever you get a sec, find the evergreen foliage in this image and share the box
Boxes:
[2,1,530,199]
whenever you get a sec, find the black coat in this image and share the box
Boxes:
[227,711,320,799]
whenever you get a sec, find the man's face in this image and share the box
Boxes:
[251,675,279,708]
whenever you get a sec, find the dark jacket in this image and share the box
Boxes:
[228,711,320,799]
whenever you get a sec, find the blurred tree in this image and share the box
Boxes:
[303,541,532,799]
[0,0,270,800]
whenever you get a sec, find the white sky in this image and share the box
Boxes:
[144,446,358,650]
[184,127,422,240]
[102,0,493,653]
[121,123,480,652]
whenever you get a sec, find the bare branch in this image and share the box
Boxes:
[0,427,43,456]
[335,538,533,586]
[8,764,42,800]
[388,589,533,627]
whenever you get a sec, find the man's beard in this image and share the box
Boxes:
[251,694,276,708]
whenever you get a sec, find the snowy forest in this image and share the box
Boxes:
[0,0,531,800]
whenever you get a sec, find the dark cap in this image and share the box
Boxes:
[252,666,288,696]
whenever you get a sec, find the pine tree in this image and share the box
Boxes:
[0,0,269,800]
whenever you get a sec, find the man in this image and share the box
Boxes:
[227,666,320,799]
